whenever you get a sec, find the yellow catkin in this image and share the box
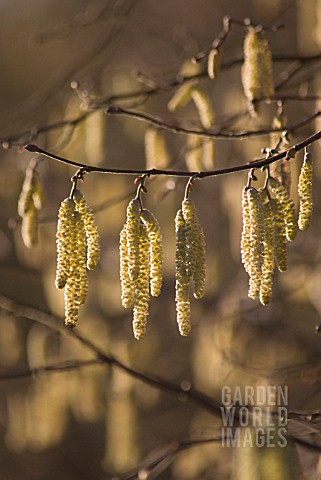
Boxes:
[175,210,191,336]
[182,199,206,299]
[119,224,135,308]
[55,198,75,289]
[167,80,196,112]
[241,187,252,274]
[268,177,297,241]
[21,204,38,248]
[207,48,221,80]
[18,166,44,248]
[64,212,80,328]
[126,198,141,281]
[298,152,313,231]
[260,34,275,98]
[241,29,274,115]
[140,209,163,297]
[247,187,265,300]
[190,87,214,129]
[144,127,169,169]
[241,30,261,114]
[74,211,88,305]
[18,168,37,217]
[73,189,100,270]
[269,198,287,272]
[32,170,45,210]
[260,200,275,305]
[133,222,150,340]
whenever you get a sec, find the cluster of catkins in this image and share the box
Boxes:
[55,189,100,327]
[119,198,163,339]
[18,163,44,248]
[175,199,206,335]
[119,196,206,338]
[241,151,313,305]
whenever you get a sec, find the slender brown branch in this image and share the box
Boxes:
[104,105,321,139]
[24,128,321,180]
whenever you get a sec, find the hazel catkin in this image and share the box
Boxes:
[241,28,274,115]
[18,166,44,248]
[140,209,163,297]
[144,127,169,169]
[182,199,206,299]
[269,198,287,273]
[175,209,191,336]
[268,176,297,242]
[55,198,76,290]
[119,224,135,308]
[132,223,150,340]
[247,187,265,300]
[190,87,214,129]
[298,151,313,231]
[126,198,141,282]
[73,189,100,270]
[259,200,275,305]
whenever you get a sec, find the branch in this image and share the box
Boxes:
[2,50,321,147]
[104,105,321,139]
[0,358,102,381]
[0,295,222,417]
[24,128,321,180]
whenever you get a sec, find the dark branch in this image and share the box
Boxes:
[24,128,321,180]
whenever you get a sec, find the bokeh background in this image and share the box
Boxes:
[1,0,321,478]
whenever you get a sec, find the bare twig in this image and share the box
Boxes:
[24,128,321,180]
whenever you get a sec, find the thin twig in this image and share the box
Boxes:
[24,128,321,179]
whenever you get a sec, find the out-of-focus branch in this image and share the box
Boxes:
[0,295,222,417]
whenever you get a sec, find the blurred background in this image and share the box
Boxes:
[1,0,321,478]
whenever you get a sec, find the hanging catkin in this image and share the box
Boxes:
[167,80,197,112]
[144,127,170,169]
[18,165,44,248]
[247,187,265,300]
[126,199,141,281]
[269,198,287,272]
[174,199,206,336]
[241,187,252,274]
[140,209,163,297]
[55,190,100,327]
[132,222,150,340]
[55,198,76,290]
[175,209,191,336]
[298,151,313,231]
[120,200,163,339]
[241,29,261,114]
[268,177,297,241]
[182,199,206,299]
[119,224,135,308]
[73,189,100,270]
[190,87,214,129]
[241,28,274,115]
[259,200,275,305]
